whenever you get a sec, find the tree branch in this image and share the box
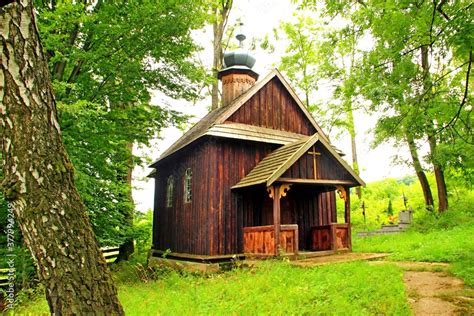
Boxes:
[437,49,472,134]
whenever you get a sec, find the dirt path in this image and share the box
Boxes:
[371,261,473,315]
[404,270,473,315]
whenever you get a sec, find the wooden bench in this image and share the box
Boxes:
[101,246,120,263]
[0,247,120,288]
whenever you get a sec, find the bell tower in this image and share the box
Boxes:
[218,25,259,107]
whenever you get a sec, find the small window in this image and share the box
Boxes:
[184,168,192,203]
[166,176,174,208]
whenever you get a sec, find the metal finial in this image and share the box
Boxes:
[235,22,246,48]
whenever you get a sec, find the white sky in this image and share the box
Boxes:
[132,0,416,212]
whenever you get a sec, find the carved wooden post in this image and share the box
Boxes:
[345,187,352,250]
[336,185,351,251]
[272,185,281,256]
[268,184,292,256]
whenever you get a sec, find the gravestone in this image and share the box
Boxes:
[398,209,413,229]
[357,209,414,237]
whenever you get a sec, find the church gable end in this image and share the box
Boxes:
[281,142,357,183]
[226,77,316,135]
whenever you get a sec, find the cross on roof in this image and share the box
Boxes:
[308,146,321,179]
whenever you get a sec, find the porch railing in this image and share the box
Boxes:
[243,224,298,256]
[312,223,350,251]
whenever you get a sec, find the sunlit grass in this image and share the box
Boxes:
[353,213,474,286]
[15,261,410,315]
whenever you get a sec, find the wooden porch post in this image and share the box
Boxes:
[344,186,352,250]
[273,185,281,256]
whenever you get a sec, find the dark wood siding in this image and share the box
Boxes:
[209,138,277,255]
[281,143,357,182]
[238,186,337,251]
[226,78,316,135]
[153,140,213,255]
[153,137,278,255]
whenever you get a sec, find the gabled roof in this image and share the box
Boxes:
[150,69,329,167]
[232,134,365,189]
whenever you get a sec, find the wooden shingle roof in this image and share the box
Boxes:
[232,134,365,189]
[150,69,328,167]
[206,123,306,145]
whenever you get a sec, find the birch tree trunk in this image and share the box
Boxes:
[0,1,124,314]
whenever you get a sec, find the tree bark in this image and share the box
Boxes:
[428,132,449,212]
[211,0,232,110]
[421,45,448,212]
[405,130,434,209]
[346,101,361,198]
[0,1,124,314]
[117,141,135,261]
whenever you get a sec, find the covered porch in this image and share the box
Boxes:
[236,182,352,257]
[232,134,364,257]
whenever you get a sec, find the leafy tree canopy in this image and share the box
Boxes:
[30,0,210,245]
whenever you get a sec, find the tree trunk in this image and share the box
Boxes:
[0,1,124,314]
[117,142,135,261]
[405,131,434,209]
[346,101,361,199]
[421,45,448,212]
[211,0,232,110]
[211,16,223,110]
[428,133,449,212]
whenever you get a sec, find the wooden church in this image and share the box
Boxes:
[148,42,364,264]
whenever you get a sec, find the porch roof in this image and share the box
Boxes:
[232,134,365,189]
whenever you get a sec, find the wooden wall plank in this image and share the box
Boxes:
[226,78,316,135]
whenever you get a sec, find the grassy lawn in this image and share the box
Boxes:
[15,261,410,315]
[354,225,474,287]
[13,189,473,314]
[353,199,474,287]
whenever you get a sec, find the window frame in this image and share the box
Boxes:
[166,175,174,208]
[184,168,192,203]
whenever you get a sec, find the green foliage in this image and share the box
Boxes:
[131,210,153,256]
[17,261,410,315]
[298,0,474,204]
[350,175,429,231]
[350,174,473,231]
[386,199,394,216]
[29,0,209,247]
[275,14,322,108]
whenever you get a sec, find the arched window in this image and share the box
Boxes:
[166,176,174,208]
[184,168,192,203]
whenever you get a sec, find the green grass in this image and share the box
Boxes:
[12,179,474,314]
[353,200,474,286]
[15,261,410,315]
